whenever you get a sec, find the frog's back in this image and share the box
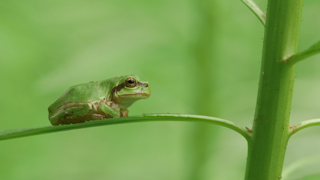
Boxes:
[48,77,122,113]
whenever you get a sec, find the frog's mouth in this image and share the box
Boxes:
[119,92,150,97]
[114,91,150,109]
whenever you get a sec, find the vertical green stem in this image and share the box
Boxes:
[245,0,303,180]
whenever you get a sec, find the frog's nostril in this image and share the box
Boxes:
[145,84,148,87]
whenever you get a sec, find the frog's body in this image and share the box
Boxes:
[48,75,150,125]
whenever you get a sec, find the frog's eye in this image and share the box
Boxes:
[125,77,137,88]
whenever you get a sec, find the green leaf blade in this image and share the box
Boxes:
[241,0,266,26]
[289,118,320,138]
[286,40,320,64]
[0,114,251,142]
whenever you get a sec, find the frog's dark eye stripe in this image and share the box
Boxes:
[138,82,148,87]
[110,77,138,100]
[125,77,136,88]
[109,82,124,101]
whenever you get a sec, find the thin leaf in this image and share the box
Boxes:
[286,40,320,64]
[289,118,320,138]
[0,114,251,142]
[241,0,266,25]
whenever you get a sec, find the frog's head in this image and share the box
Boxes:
[111,75,151,109]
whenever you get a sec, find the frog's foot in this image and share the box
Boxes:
[120,109,129,117]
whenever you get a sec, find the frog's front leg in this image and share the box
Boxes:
[97,101,120,118]
[98,101,128,117]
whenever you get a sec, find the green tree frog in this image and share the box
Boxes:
[48,75,151,125]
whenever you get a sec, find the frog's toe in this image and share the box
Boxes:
[120,110,129,117]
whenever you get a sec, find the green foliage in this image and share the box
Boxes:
[241,0,266,25]
[0,114,251,141]
[287,40,320,65]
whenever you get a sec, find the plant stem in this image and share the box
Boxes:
[289,118,320,137]
[285,40,320,65]
[241,0,266,25]
[244,0,303,179]
[0,114,251,141]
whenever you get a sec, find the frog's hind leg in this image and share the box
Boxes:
[50,103,94,125]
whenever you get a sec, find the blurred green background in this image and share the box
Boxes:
[0,0,320,179]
